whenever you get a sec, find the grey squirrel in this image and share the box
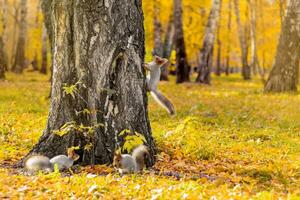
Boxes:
[24,148,80,172]
[113,145,150,174]
[143,56,176,116]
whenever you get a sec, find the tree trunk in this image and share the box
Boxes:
[215,0,223,76]
[225,0,232,76]
[248,0,260,75]
[0,0,8,79]
[161,14,175,81]
[153,1,163,58]
[41,0,53,52]
[40,24,48,74]
[0,37,5,79]
[173,0,190,83]
[279,0,285,27]
[20,0,156,167]
[234,0,251,80]
[31,3,40,71]
[265,0,300,92]
[196,0,222,84]
[12,0,27,74]
[10,0,18,70]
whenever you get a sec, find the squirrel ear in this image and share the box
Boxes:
[114,149,121,156]
[67,148,75,157]
[155,56,167,65]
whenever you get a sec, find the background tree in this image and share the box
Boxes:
[12,0,27,74]
[225,0,232,76]
[40,24,47,74]
[23,0,156,166]
[248,0,260,75]
[173,0,190,83]
[234,0,251,80]
[31,3,40,71]
[215,2,223,77]
[161,14,175,81]
[153,0,163,58]
[265,0,300,92]
[41,0,53,51]
[196,0,222,84]
[0,0,8,79]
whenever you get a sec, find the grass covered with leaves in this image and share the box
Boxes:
[0,72,300,199]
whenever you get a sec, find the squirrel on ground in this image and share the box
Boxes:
[24,148,80,172]
[143,56,176,116]
[113,145,150,174]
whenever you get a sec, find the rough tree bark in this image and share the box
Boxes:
[40,24,48,74]
[225,0,232,76]
[12,0,27,74]
[265,0,300,92]
[196,0,222,84]
[22,0,156,166]
[173,0,190,83]
[234,0,251,80]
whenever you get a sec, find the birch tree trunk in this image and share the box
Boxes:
[173,0,190,83]
[248,0,260,75]
[41,0,53,52]
[215,0,223,76]
[153,1,163,58]
[40,24,48,74]
[31,3,40,71]
[234,0,251,80]
[161,14,175,81]
[225,0,232,76]
[0,0,8,79]
[196,0,222,84]
[0,38,5,79]
[265,0,300,92]
[22,0,156,166]
[12,0,27,74]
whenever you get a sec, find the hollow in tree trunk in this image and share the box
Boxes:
[20,0,156,167]
[173,0,190,83]
[265,0,300,92]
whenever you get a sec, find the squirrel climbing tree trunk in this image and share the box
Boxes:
[21,0,156,167]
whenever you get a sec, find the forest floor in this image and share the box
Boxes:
[0,72,300,199]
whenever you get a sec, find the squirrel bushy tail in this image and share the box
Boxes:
[150,90,176,115]
[132,145,150,171]
[24,155,53,172]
